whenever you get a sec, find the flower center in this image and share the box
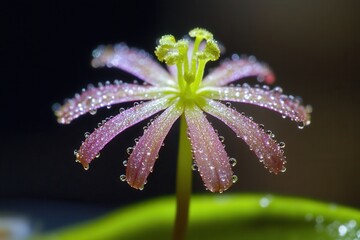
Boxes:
[155,28,220,106]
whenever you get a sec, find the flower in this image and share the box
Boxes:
[54,28,311,193]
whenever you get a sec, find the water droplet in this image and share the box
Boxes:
[119,107,125,113]
[89,109,97,115]
[225,102,232,108]
[73,149,78,156]
[83,164,89,170]
[84,132,90,138]
[127,147,134,155]
[298,122,305,129]
[122,160,128,166]
[281,166,286,172]
[120,174,127,182]
[262,85,270,91]
[75,159,80,163]
[273,86,283,94]
[106,105,111,109]
[191,163,198,171]
[95,152,100,158]
[219,136,225,142]
[139,186,144,190]
[259,196,271,208]
[279,142,286,149]
[258,124,265,130]
[229,158,237,166]
[266,130,272,135]
[232,175,238,183]
[338,224,348,237]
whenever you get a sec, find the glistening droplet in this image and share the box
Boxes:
[232,175,238,183]
[229,158,237,166]
[127,147,134,155]
[120,174,127,182]
[89,109,97,115]
[192,163,198,171]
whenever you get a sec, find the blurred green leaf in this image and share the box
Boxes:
[33,194,360,240]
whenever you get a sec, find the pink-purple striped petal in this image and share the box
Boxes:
[202,56,275,87]
[91,44,176,86]
[55,83,172,124]
[185,105,233,193]
[126,102,183,189]
[74,98,171,170]
[202,99,286,174]
[200,86,311,125]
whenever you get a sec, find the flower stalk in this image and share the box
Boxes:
[173,115,192,240]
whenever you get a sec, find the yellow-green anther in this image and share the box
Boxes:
[196,39,220,62]
[189,28,213,41]
[155,35,189,66]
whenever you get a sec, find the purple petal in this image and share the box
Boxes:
[55,83,170,124]
[200,86,311,125]
[91,44,175,86]
[202,56,275,87]
[75,98,170,170]
[126,103,182,189]
[185,105,233,193]
[202,99,286,174]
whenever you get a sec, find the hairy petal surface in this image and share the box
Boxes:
[202,100,286,174]
[55,83,171,124]
[126,102,183,189]
[185,105,233,193]
[75,98,171,169]
[91,44,176,86]
[202,57,275,87]
[200,86,311,125]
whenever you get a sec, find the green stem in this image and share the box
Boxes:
[173,114,192,240]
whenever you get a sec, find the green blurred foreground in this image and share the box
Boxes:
[34,194,360,240]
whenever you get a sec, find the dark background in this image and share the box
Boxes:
[1,0,360,233]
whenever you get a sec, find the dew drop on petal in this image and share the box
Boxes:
[281,166,287,173]
[89,109,97,115]
[127,147,134,155]
[279,142,286,149]
[229,158,237,167]
[232,175,238,183]
[122,160,128,167]
[95,152,100,158]
[84,132,90,138]
[298,122,305,129]
[192,163,198,171]
[273,86,283,94]
[219,136,225,143]
[120,174,127,182]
